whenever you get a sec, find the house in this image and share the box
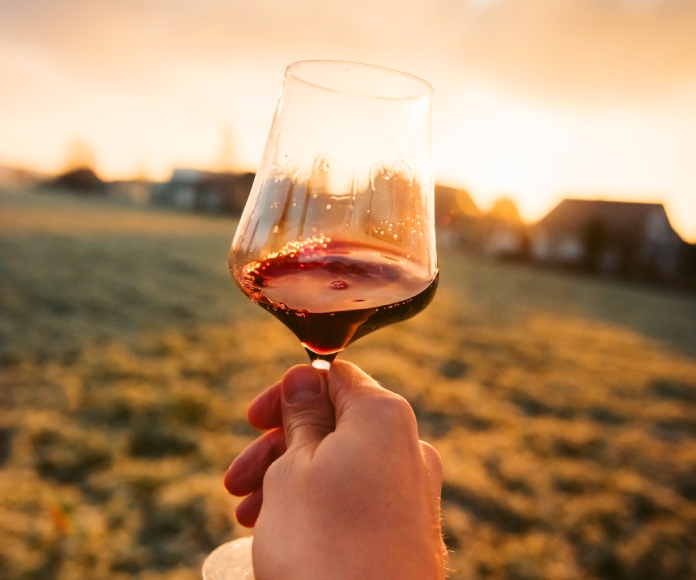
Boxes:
[530,199,688,281]
[478,197,529,259]
[0,165,40,190]
[107,179,152,205]
[434,184,481,249]
[153,169,254,215]
[48,167,105,195]
[434,188,529,257]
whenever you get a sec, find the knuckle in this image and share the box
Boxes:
[287,408,334,434]
[376,393,418,433]
[420,440,442,462]
[420,440,444,477]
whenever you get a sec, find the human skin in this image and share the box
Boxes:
[224,360,447,579]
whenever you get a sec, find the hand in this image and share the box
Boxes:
[224,360,446,579]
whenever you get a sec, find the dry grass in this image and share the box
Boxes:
[1,189,695,579]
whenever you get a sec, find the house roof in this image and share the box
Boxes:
[435,184,481,218]
[535,198,683,243]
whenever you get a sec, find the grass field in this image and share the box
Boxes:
[1,189,695,579]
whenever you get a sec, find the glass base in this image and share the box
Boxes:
[311,359,332,370]
[202,536,255,579]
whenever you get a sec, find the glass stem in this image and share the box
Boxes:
[305,347,338,370]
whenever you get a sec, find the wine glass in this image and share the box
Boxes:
[203,60,437,579]
[230,60,437,370]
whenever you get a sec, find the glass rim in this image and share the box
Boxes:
[284,60,433,101]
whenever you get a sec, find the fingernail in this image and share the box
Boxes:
[283,370,322,405]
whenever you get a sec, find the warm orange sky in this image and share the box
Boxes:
[1,0,695,241]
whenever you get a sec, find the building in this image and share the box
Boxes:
[153,169,254,215]
[531,199,688,281]
[434,184,481,249]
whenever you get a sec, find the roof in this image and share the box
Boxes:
[435,184,481,218]
[535,198,683,243]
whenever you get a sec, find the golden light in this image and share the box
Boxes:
[1,0,695,241]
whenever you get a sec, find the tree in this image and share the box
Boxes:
[216,125,236,173]
[64,138,97,173]
[489,197,522,224]
[51,138,102,194]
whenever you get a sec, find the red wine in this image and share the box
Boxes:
[233,240,438,361]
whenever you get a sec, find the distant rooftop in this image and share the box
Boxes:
[536,198,683,243]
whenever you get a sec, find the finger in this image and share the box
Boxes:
[235,488,263,528]
[281,365,335,452]
[224,427,286,496]
[247,380,283,430]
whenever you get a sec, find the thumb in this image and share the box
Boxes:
[281,365,336,452]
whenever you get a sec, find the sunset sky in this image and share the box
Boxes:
[1,0,695,240]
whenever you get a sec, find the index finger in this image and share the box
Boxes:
[247,379,282,430]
